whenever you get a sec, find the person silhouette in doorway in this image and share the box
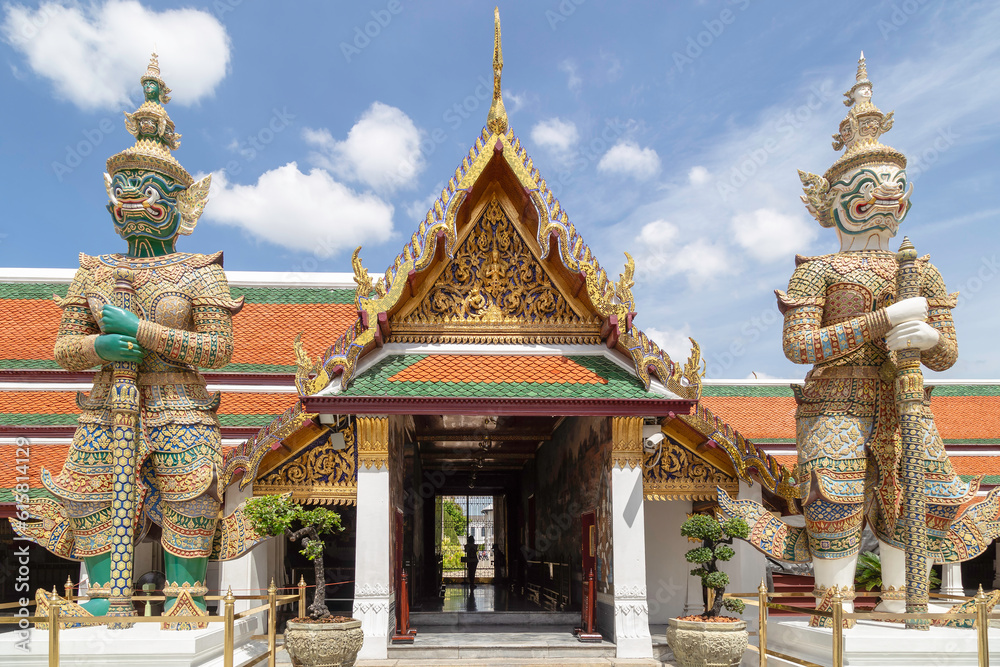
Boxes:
[465,533,478,590]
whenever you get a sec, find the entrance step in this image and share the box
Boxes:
[410,610,580,627]
[387,627,616,660]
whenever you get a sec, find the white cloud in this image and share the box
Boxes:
[506,91,527,113]
[1,0,229,110]
[404,187,441,221]
[688,166,710,186]
[204,164,394,259]
[530,118,579,156]
[597,140,661,180]
[632,220,732,285]
[730,208,818,263]
[559,59,581,91]
[304,102,424,194]
[644,325,694,365]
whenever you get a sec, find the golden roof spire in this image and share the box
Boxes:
[486,6,507,135]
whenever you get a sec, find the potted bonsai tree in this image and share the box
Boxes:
[244,494,363,667]
[666,513,750,667]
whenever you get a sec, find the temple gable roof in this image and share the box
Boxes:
[293,120,702,404]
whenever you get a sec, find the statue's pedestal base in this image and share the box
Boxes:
[0,615,265,667]
[761,619,1000,666]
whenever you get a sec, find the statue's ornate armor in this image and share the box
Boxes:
[47,251,242,565]
[779,250,974,561]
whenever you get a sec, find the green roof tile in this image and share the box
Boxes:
[229,286,355,305]
[337,354,664,400]
[0,282,69,300]
[0,488,55,502]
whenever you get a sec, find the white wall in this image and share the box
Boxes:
[643,499,693,624]
[718,481,767,634]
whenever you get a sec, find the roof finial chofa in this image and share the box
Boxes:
[486,7,508,135]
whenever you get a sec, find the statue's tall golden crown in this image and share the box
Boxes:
[106,52,192,187]
[824,52,905,184]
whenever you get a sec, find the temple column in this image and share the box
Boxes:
[940,562,964,597]
[610,417,653,658]
[354,416,393,660]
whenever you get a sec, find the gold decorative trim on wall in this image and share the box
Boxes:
[356,416,390,470]
[611,416,644,470]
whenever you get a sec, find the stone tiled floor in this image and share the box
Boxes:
[414,583,547,613]
[357,660,676,666]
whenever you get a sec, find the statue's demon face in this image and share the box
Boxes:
[829,164,911,238]
[105,169,185,242]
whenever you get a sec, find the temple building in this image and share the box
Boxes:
[2,14,999,664]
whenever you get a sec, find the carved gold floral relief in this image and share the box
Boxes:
[393,197,599,343]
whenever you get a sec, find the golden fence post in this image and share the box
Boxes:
[267,578,277,667]
[832,589,844,667]
[976,585,989,667]
[64,576,74,602]
[224,587,235,667]
[758,578,768,667]
[297,576,307,619]
[48,587,60,667]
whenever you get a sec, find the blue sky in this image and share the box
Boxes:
[1,0,997,379]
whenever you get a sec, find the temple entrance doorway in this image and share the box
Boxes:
[402,414,611,619]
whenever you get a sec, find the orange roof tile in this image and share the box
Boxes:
[929,396,1000,440]
[0,289,356,370]
[948,456,1000,477]
[0,390,295,416]
[387,355,609,385]
[230,302,356,368]
[0,298,62,361]
[0,444,69,488]
[772,454,796,469]
[699,396,798,440]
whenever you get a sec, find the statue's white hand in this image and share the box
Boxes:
[886,320,940,351]
[885,296,928,326]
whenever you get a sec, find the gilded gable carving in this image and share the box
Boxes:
[643,436,739,501]
[392,197,601,344]
[254,427,357,505]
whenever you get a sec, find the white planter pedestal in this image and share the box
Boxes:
[0,616,264,667]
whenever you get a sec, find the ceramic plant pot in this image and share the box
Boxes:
[666,617,748,667]
[284,617,364,667]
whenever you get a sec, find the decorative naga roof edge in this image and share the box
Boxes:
[293,125,704,401]
[682,402,798,501]
[218,400,316,492]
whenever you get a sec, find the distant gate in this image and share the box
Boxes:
[436,495,495,581]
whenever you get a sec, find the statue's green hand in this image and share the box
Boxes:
[94,334,145,362]
[101,305,140,337]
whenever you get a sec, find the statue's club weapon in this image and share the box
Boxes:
[105,266,141,627]
[895,237,929,630]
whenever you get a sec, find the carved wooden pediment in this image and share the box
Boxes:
[254,427,358,505]
[643,436,739,501]
[390,196,601,344]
